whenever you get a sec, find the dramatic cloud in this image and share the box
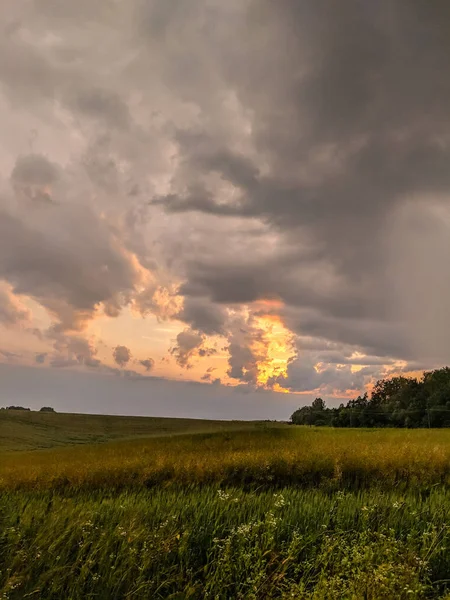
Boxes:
[0,194,142,331]
[1,0,450,414]
[177,297,227,336]
[151,0,450,364]
[113,345,131,368]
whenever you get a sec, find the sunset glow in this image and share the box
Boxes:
[250,311,296,390]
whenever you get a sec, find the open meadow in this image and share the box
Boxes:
[3,414,450,599]
[0,409,262,452]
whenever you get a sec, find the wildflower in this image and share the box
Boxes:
[274,493,287,508]
[266,512,278,527]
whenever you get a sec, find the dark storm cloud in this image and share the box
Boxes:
[151,0,450,365]
[1,0,450,401]
[181,258,376,320]
[281,306,411,362]
[176,296,228,336]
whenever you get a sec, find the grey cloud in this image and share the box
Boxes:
[201,365,217,382]
[35,352,47,364]
[113,345,131,367]
[1,0,450,398]
[227,342,258,384]
[282,306,410,362]
[49,331,101,370]
[177,296,227,336]
[73,87,130,129]
[198,347,216,358]
[11,153,58,184]
[150,0,450,366]
[139,358,155,371]
[181,255,383,324]
[0,195,140,330]
[315,351,394,367]
[11,153,59,202]
[283,356,381,395]
[170,329,204,368]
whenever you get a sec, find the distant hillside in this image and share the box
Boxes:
[0,410,268,451]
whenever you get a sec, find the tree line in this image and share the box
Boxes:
[1,406,55,412]
[290,367,450,428]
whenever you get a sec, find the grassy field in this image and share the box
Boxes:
[3,420,450,598]
[2,425,450,491]
[0,409,269,451]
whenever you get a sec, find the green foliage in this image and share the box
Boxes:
[291,367,450,428]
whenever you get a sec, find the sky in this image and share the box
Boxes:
[1,0,450,419]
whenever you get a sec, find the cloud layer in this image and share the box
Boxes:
[1,0,450,409]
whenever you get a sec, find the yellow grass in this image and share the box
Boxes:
[3,426,450,491]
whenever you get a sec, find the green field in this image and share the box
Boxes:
[2,414,450,599]
[0,409,269,451]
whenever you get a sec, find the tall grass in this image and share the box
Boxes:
[1,486,450,599]
[3,427,450,491]
[3,427,450,598]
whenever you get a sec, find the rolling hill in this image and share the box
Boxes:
[0,409,272,451]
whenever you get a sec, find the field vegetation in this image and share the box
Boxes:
[0,409,264,451]
[2,416,450,598]
[2,426,450,492]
